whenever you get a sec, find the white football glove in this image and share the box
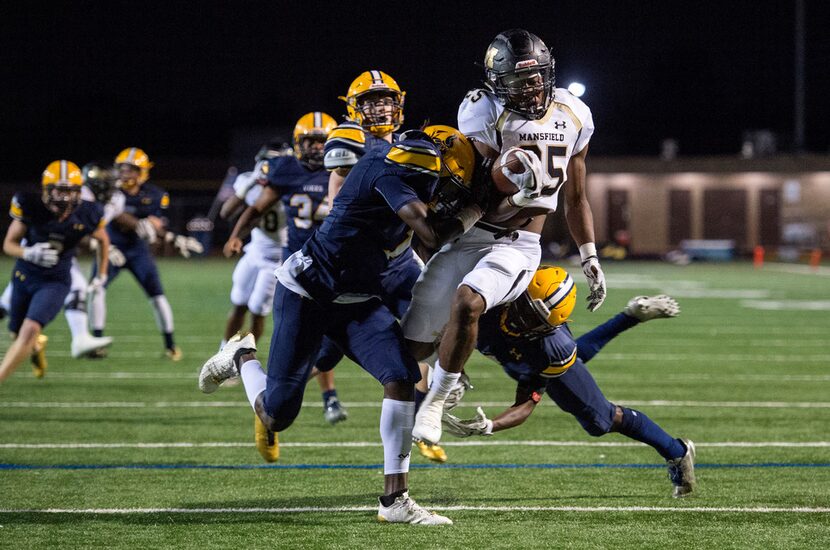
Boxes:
[135,218,158,244]
[23,242,59,268]
[442,406,493,438]
[87,275,107,294]
[505,148,545,207]
[166,233,204,258]
[581,255,607,312]
[443,371,474,412]
[108,245,126,267]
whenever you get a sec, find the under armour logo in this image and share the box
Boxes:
[398,452,411,459]
[553,121,567,130]
[509,348,523,360]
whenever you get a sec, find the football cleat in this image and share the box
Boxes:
[198,333,256,393]
[165,346,183,361]
[413,398,445,446]
[667,438,696,498]
[254,414,279,463]
[624,295,680,322]
[377,492,452,525]
[416,440,448,463]
[31,334,49,379]
[443,371,473,411]
[71,333,113,359]
[323,396,348,425]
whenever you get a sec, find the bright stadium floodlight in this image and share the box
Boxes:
[567,82,586,97]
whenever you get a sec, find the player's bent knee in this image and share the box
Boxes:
[453,286,486,322]
[577,415,613,437]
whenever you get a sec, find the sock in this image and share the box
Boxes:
[575,313,639,363]
[90,287,107,334]
[163,332,175,350]
[64,310,89,340]
[93,329,103,337]
[322,389,337,406]
[150,295,175,335]
[420,359,460,407]
[380,398,415,475]
[379,489,407,507]
[240,360,267,411]
[616,406,686,461]
[414,389,427,412]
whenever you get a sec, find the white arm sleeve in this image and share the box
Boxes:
[457,89,502,153]
[232,172,257,200]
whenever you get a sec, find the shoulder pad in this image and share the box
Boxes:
[325,123,366,155]
[384,142,440,177]
[9,194,24,220]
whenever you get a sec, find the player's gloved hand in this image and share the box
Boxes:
[165,233,204,258]
[135,218,158,244]
[108,245,126,267]
[22,242,59,268]
[581,253,607,312]
[506,148,545,208]
[87,275,107,294]
[442,406,493,438]
[443,371,474,412]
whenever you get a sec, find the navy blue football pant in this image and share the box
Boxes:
[8,269,70,333]
[92,243,164,297]
[261,284,421,431]
[313,252,422,372]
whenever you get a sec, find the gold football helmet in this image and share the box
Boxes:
[293,112,337,168]
[41,160,83,216]
[114,147,153,190]
[501,265,576,337]
[339,70,405,137]
[423,125,476,217]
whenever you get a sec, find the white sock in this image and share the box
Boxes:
[380,398,415,475]
[150,295,175,333]
[0,282,12,311]
[90,287,107,332]
[240,360,267,411]
[64,310,89,340]
[422,359,460,405]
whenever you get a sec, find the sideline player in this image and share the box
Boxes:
[224,113,346,426]
[404,29,606,446]
[0,161,109,382]
[199,126,485,524]
[441,266,696,497]
[90,147,202,361]
[323,70,446,460]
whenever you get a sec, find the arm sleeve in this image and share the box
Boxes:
[457,90,501,152]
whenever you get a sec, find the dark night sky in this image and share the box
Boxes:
[1,1,828,180]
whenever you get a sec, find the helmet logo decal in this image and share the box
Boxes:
[485,47,499,68]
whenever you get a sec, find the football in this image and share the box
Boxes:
[491,149,526,195]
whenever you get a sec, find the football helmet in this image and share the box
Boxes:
[293,112,337,169]
[339,70,405,137]
[82,162,117,203]
[500,265,576,338]
[41,160,83,216]
[255,139,292,162]
[423,125,483,217]
[484,29,555,120]
[114,147,153,190]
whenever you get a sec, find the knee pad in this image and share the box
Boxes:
[578,416,611,437]
[616,406,644,436]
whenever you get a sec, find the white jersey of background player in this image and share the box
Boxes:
[0,165,124,358]
[402,29,607,446]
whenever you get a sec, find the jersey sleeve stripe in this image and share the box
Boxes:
[328,127,366,145]
[384,146,440,176]
[9,199,23,220]
[540,348,577,378]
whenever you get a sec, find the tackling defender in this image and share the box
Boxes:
[200,126,486,524]
[404,29,606,446]
[0,161,109,382]
[441,266,696,497]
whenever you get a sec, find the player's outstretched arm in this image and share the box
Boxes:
[219,195,246,221]
[3,220,28,259]
[224,186,280,257]
[89,225,110,284]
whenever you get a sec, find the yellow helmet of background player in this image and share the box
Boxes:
[338,70,405,137]
[500,265,576,338]
[114,147,154,189]
[41,160,83,215]
[293,112,337,168]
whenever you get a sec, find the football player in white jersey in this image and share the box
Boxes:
[218,150,288,345]
[402,29,607,446]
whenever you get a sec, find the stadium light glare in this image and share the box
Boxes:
[567,82,586,97]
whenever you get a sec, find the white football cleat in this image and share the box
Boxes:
[668,438,696,498]
[71,333,113,359]
[377,492,452,525]
[624,295,680,322]
[413,398,445,445]
[198,333,256,394]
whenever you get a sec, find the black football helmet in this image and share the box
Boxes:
[82,162,117,203]
[484,29,555,120]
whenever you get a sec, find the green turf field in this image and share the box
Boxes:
[1,257,828,548]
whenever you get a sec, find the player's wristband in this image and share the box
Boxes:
[455,204,483,233]
[579,242,598,263]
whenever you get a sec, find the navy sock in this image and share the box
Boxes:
[93,329,104,338]
[616,406,686,461]
[575,313,639,363]
[322,389,337,405]
[163,332,175,350]
[414,389,427,413]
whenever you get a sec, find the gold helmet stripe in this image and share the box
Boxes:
[313,111,322,128]
[60,160,68,182]
[544,273,575,310]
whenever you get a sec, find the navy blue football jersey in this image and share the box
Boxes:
[265,156,330,255]
[477,305,579,390]
[293,137,440,303]
[108,183,169,248]
[10,192,104,279]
